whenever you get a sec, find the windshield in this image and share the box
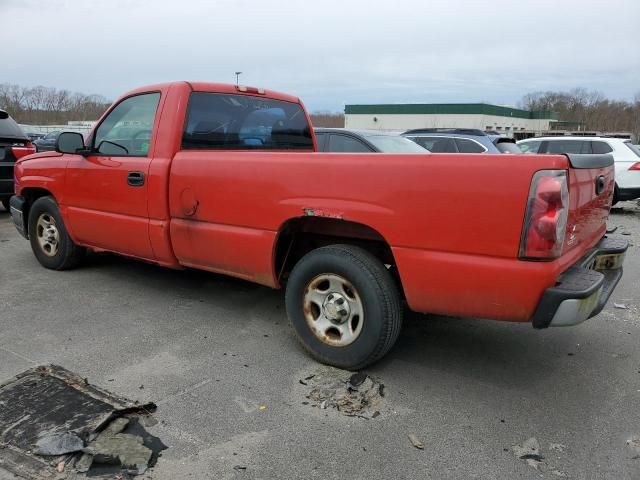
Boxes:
[624,141,640,157]
[366,135,429,153]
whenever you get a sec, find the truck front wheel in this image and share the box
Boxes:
[285,245,403,369]
[28,196,85,270]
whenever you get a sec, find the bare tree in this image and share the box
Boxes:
[520,88,639,139]
[0,83,111,125]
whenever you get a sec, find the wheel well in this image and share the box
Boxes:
[20,188,53,229]
[274,217,403,294]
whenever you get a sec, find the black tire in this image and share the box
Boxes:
[285,244,403,370]
[28,196,85,270]
[612,184,619,206]
[1,198,9,212]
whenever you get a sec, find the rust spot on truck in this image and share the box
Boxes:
[303,208,343,220]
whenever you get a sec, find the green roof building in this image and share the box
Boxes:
[344,103,559,136]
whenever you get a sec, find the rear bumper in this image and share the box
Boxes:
[531,236,628,329]
[9,195,28,239]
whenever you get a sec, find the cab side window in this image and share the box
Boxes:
[94,93,161,156]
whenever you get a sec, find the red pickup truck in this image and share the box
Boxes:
[9,81,628,369]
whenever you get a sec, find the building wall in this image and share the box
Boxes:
[344,113,555,135]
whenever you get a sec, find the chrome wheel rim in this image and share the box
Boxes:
[303,273,364,347]
[36,213,60,257]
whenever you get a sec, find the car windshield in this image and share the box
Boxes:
[365,135,429,153]
[624,141,640,157]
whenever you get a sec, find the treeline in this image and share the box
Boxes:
[0,83,111,125]
[2,83,637,137]
[520,88,640,137]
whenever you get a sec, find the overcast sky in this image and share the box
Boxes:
[2,0,639,111]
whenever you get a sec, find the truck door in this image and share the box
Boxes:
[169,90,314,285]
[63,92,161,259]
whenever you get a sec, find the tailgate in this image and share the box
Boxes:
[564,153,615,254]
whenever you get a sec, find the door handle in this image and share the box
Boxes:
[127,171,145,187]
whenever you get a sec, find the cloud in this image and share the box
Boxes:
[2,0,639,111]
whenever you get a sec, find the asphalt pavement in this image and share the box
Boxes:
[1,203,639,479]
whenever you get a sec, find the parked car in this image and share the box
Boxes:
[517,136,640,203]
[314,128,428,153]
[0,109,35,211]
[26,132,46,142]
[403,128,508,153]
[33,131,61,152]
[9,81,627,369]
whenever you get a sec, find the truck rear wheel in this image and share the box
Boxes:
[285,244,403,369]
[28,196,85,270]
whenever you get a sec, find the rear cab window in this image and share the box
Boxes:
[182,92,313,150]
[545,140,592,154]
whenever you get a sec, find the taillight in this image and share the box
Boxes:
[11,141,36,159]
[519,170,569,260]
[629,162,640,171]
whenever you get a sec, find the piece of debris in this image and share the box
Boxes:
[0,365,164,478]
[258,405,267,412]
[301,367,385,419]
[233,465,247,471]
[627,436,640,455]
[347,372,368,389]
[614,303,628,309]
[33,432,84,456]
[408,433,424,450]
[621,232,632,236]
[512,437,544,469]
[606,226,618,233]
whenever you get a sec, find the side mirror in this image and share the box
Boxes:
[56,132,87,155]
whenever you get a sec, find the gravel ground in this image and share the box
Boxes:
[0,202,639,480]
